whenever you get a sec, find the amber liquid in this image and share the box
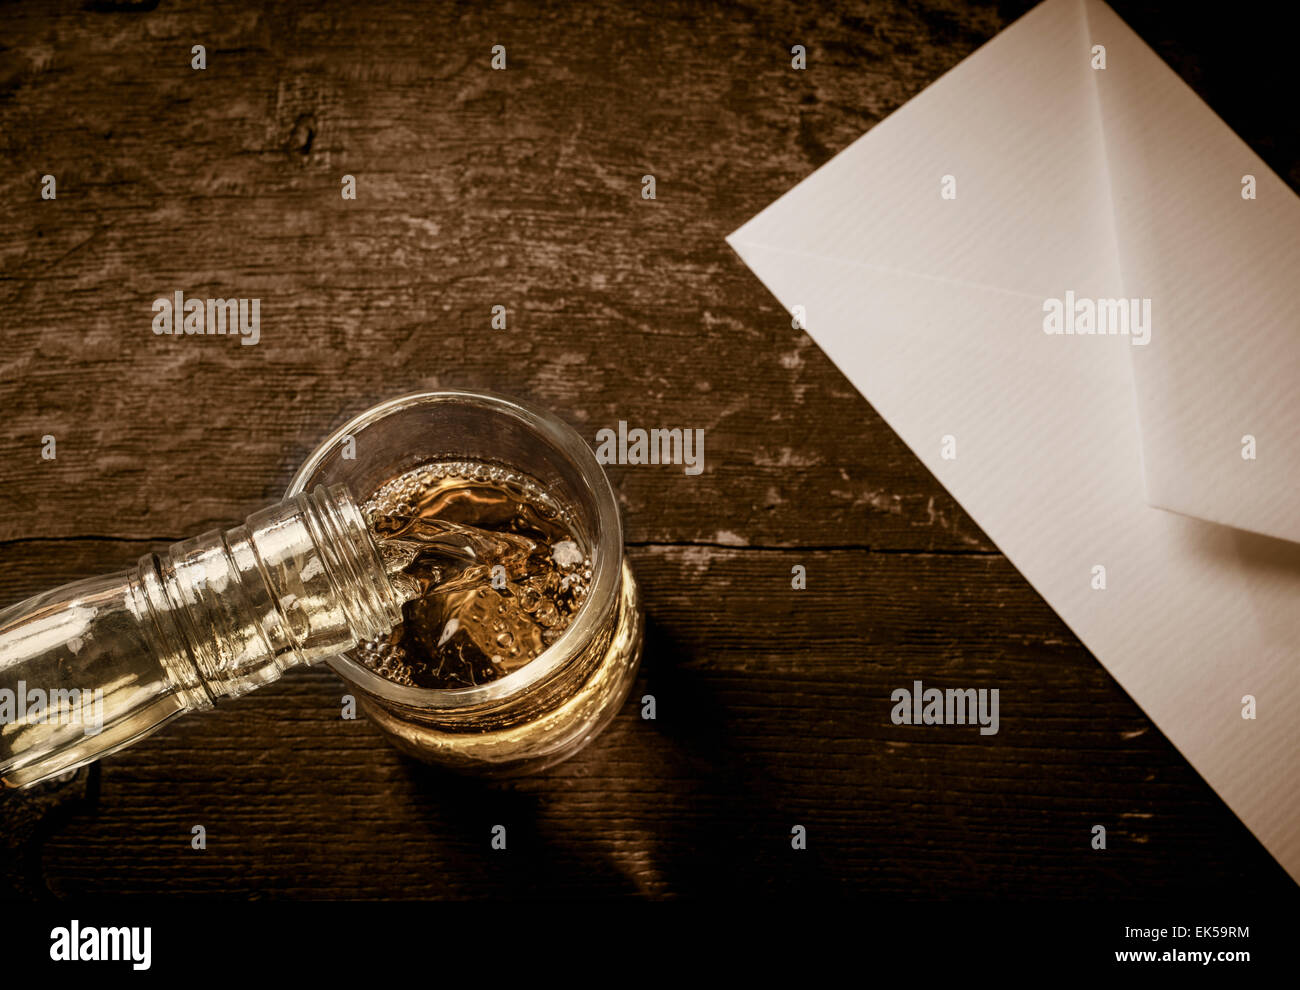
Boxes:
[344,457,644,776]
[355,460,593,690]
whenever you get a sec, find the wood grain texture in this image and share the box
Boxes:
[0,0,1296,900]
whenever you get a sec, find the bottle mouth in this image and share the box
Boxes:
[286,389,623,712]
[300,485,406,643]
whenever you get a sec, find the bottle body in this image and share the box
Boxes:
[0,486,401,788]
[0,568,191,789]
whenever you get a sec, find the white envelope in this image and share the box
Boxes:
[728,0,1300,880]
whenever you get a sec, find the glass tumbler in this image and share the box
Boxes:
[286,390,644,776]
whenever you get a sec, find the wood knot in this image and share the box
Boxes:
[288,113,316,156]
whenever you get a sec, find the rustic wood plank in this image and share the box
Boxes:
[0,0,1018,551]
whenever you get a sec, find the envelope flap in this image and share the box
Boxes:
[1087,0,1300,542]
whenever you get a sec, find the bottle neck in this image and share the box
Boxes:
[140,485,404,707]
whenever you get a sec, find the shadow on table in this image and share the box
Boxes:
[394,616,842,897]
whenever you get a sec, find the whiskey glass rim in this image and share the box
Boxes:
[286,388,623,710]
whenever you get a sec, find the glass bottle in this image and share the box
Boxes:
[0,485,403,787]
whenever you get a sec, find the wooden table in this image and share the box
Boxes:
[1,0,1295,900]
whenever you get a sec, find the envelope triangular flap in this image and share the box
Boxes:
[1086,0,1300,543]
